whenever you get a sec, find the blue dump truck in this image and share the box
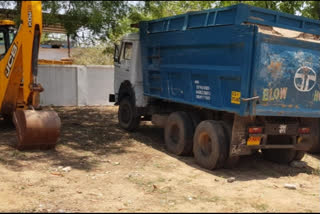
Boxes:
[110,4,320,170]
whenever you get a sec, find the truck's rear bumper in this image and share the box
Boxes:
[230,115,318,156]
[231,136,314,156]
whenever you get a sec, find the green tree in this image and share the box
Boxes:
[108,1,216,44]
[302,1,320,20]
[42,1,128,44]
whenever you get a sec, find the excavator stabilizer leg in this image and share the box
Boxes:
[12,110,61,150]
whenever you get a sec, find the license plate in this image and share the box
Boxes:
[247,136,261,146]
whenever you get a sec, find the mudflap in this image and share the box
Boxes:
[230,115,254,156]
[12,110,61,150]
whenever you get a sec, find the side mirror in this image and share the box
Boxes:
[113,44,120,63]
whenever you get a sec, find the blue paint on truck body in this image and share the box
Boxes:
[139,4,320,118]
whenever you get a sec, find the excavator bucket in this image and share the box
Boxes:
[12,110,61,150]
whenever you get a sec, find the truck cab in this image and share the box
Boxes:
[112,33,147,109]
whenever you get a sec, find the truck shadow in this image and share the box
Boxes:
[133,123,317,182]
[0,106,317,182]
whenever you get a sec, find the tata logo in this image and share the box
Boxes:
[294,66,316,92]
[5,43,18,78]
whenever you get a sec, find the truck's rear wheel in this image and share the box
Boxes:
[193,120,225,170]
[164,112,193,156]
[118,97,140,131]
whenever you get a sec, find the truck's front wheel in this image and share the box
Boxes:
[118,97,140,131]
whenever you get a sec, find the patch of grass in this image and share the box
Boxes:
[159,186,172,194]
[10,150,27,159]
[199,195,222,203]
[126,176,147,187]
[305,209,313,213]
[153,163,162,168]
[251,202,269,212]
[71,47,113,65]
[177,178,192,185]
[157,177,166,183]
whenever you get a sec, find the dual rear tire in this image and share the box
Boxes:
[164,111,194,156]
[193,120,227,170]
[164,111,238,170]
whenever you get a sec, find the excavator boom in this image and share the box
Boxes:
[0,1,61,150]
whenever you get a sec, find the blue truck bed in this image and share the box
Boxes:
[139,3,320,118]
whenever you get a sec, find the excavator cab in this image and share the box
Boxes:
[0,2,61,150]
[0,20,16,60]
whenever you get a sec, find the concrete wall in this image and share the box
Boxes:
[38,64,114,106]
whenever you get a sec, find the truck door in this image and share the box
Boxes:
[114,41,133,94]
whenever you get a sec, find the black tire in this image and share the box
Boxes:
[262,149,296,164]
[118,97,140,131]
[193,120,225,170]
[164,112,194,156]
[294,150,305,161]
[262,136,296,164]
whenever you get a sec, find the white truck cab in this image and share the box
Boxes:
[109,33,149,131]
[111,33,147,108]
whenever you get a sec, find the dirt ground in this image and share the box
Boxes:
[0,106,319,212]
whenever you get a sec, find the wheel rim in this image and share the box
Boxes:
[198,132,212,156]
[120,103,131,124]
[169,124,180,145]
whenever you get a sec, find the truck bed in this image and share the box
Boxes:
[139,3,320,117]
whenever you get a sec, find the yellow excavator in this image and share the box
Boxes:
[0,1,60,150]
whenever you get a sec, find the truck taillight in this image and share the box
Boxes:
[248,127,263,134]
[298,128,310,134]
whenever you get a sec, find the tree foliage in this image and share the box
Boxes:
[302,1,320,20]
[42,1,128,44]
[107,1,312,45]
[0,1,319,48]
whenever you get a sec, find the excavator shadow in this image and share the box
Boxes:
[0,117,15,130]
[0,107,137,172]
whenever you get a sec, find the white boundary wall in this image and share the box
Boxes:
[38,64,114,106]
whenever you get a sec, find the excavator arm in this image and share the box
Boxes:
[0,1,60,150]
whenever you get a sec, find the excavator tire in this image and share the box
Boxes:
[12,110,61,150]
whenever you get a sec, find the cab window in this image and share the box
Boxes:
[0,32,5,55]
[9,29,16,44]
[123,42,132,60]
